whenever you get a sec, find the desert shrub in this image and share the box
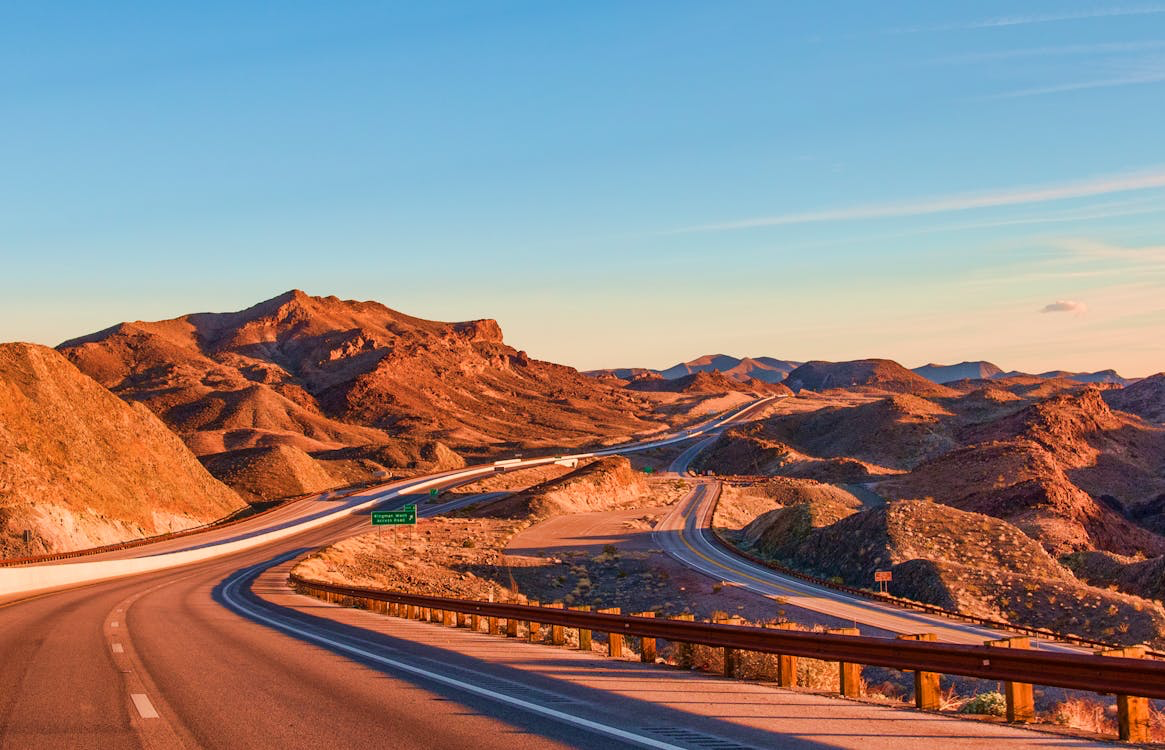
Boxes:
[961,691,1006,716]
[1051,698,1115,736]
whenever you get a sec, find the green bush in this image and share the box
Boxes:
[961,691,1006,716]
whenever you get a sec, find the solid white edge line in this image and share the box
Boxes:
[220,569,686,750]
[130,693,159,719]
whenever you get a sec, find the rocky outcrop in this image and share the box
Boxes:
[0,343,244,556]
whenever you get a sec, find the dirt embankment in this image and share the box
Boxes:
[477,456,649,520]
[0,343,245,557]
[291,457,677,608]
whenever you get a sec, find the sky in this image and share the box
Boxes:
[1,2,1163,376]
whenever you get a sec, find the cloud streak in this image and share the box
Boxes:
[1041,300,1089,314]
[669,169,1165,234]
[991,68,1165,98]
[892,6,1165,33]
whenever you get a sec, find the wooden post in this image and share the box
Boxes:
[829,628,862,698]
[488,616,499,635]
[527,601,541,643]
[1099,646,1150,743]
[774,622,799,688]
[599,607,622,657]
[570,606,592,651]
[547,603,566,645]
[443,609,456,628]
[713,616,736,678]
[674,614,695,668]
[634,612,657,662]
[986,637,1034,723]
[897,633,940,710]
[506,617,518,638]
[471,613,481,632]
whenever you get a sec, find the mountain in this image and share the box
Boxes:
[625,370,789,395]
[0,343,245,556]
[58,291,671,497]
[993,369,1128,385]
[1104,373,1165,423]
[912,361,1002,384]
[782,359,958,398]
[660,354,800,383]
[588,354,800,385]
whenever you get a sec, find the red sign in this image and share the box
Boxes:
[874,570,892,583]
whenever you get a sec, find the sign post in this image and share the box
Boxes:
[372,505,417,539]
[874,569,892,594]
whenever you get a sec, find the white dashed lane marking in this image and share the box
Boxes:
[110,621,119,628]
[131,693,159,719]
[111,643,124,653]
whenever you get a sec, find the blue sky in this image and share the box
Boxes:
[2,2,1162,376]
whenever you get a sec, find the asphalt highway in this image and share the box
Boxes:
[657,440,1086,652]
[0,397,1097,747]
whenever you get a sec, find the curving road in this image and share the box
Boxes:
[656,441,1084,651]
[0,396,1100,748]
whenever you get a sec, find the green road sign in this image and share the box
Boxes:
[643,466,654,474]
[429,488,439,497]
[371,505,416,525]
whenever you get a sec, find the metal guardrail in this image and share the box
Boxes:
[702,482,1165,658]
[289,574,1165,701]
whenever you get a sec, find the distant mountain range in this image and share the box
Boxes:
[911,361,1128,386]
[588,354,800,384]
[591,355,1130,388]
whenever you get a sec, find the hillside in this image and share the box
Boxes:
[58,291,674,497]
[660,354,799,383]
[1104,373,1165,423]
[783,359,958,398]
[738,499,1165,646]
[477,456,647,520]
[912,361,1002,384]
[0,343,245,556]
[757,394,958,470]
[626,370,788,395]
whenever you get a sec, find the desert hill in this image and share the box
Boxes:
[626,370,789,395]
[782,359,958,398]
[58,291,675,497]
[588,354,800,385]
[735,498,1165,645]
[1104,373,1165,423]
[754,394,958,470]
[0,343,245,556]
[912,361,1002,384]
[660,354,799,383]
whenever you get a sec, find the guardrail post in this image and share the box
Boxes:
[634,612,657,662]
[1099,646,1150,743]
[487,615,499,635]
[570,606,592,650]
[829,628,862,698]
[674,614,695,667]
[774,622,799,688]
[443,609,456,628]
[506,616,519,638]
[471,613,481,631]
[599,607,622,657]
[987,637,1034,723]
[897,633,940,710]
[712,616,738,677]
[547,603,566,645]
[527,601,541,642]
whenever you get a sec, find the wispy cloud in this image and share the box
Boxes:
[1041,300,1089,314]
[991,66,1165,98]
[668,169,1165,234]
[939,40,1165,64]
[892,6,1165,33]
